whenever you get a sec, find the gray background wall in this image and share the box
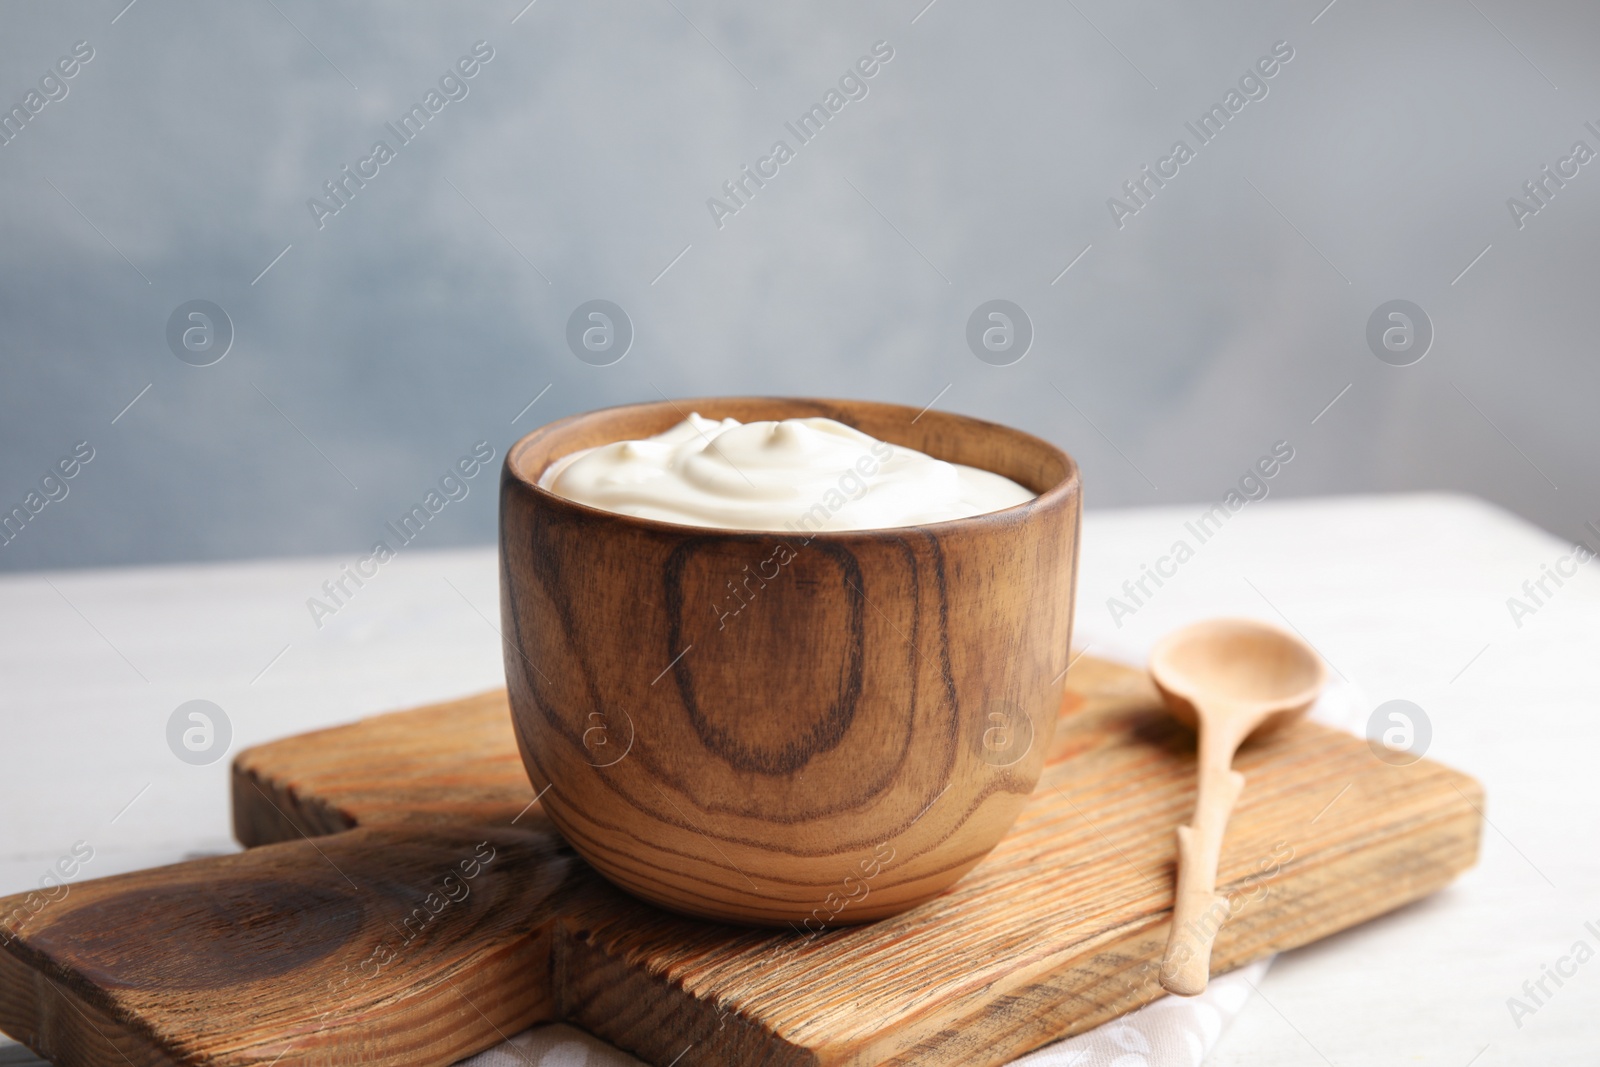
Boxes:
[1,0,1596,573]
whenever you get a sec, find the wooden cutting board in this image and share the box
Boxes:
[0,655,1482,1067]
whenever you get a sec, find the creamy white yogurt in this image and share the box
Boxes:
[539,414,1035,532]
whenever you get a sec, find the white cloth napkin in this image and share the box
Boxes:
[459,659,1365,1067]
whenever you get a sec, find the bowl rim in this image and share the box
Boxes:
[503,395,1081,539]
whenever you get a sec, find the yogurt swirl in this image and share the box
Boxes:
[539,414,1035,532]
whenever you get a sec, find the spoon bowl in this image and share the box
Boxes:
[1150,617,1327,734]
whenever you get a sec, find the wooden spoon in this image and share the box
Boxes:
[1149,617,1328,996]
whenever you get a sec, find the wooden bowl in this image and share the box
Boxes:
[500,397,1081,926]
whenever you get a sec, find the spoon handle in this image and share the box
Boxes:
[1160,747,1246,996]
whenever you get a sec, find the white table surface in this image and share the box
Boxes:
[1,492,1595,1066]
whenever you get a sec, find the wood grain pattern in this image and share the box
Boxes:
[232,689,534,844]
[501,397,1083,925]
[0,825,573,1067]
[0,656,1481,1067]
